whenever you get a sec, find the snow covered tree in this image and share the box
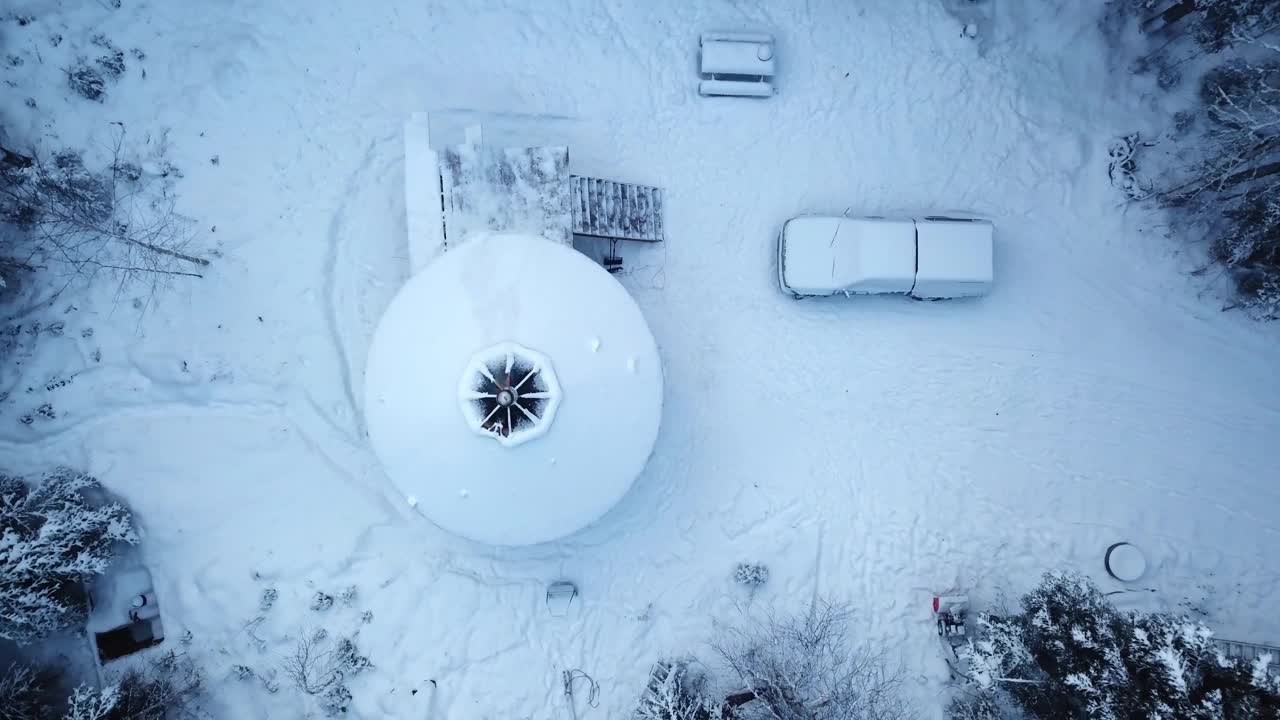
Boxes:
[1102,0,1280,319]
[62,684,118,720]
[0,126,208,297]
[100,651,201,720]
[1188,0,1280,53]
[1116,52,1280,318]
[712,600,910,720]
[0,661,62,720]
[58,651,201,720]
[957,572,1280,719]
[1186,60,1280,319]
[0,468,137,643]
[1122,0,1280,54]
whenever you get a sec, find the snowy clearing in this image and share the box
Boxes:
[2,0,1279,718]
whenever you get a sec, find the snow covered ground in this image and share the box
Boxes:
[2,0,1279,717]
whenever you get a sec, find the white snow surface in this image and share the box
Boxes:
[365,233,661,546]
[2,1,1279,718]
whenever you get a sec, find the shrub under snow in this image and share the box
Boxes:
[0,468,136,643]
[712,600,910,720]
[733,562,768,589]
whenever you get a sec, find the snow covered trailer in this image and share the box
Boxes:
[777,215,993,299]
[699,32,775,97]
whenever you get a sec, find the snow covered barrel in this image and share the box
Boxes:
[364,232,663,545]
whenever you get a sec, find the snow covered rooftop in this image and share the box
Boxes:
[364,232,663,545]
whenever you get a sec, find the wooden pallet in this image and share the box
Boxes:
[570,175,664,243]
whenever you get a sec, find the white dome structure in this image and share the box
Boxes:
[364,232,663,545]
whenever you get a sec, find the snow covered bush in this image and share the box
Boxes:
[0,468,137,643]
[957,571,1280,719]
[333,636,371,676]
[89,36,126,81]
[0,662,61,720]
[64,61,106,102]
[59,33,129,103]
[280,630,369,697]
[945,689,1017,720]
[733,562,768,588]
[712,600,910,720]
[321,683,352,716]
[635,659,723,720]
[93,650,202,720]
[281,631,340,696]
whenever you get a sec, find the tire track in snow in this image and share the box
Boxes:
[320,133,398,442]
[0,380,406,523]
[0,400,286,457]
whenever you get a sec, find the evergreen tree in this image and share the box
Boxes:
[958,572,1280,719]
[1191,0,1280,53]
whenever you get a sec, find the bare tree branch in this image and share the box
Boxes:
[280,631,340,696]
[0,125,208,302]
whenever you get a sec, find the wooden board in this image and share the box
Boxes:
[570,175,664,243]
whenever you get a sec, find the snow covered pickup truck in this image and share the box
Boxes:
[777,215,993,299]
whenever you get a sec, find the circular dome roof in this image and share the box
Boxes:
[364,232,663,545]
